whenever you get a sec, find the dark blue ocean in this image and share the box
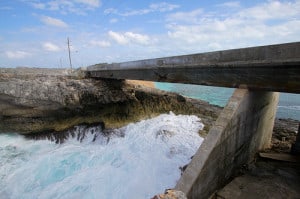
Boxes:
[155,83,300,121]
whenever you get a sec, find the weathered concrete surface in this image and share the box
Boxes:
[215,159,300,199]
[87,42,300,93]
[0,68,220,134]
[175,89,279,199]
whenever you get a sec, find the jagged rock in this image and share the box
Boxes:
[0,68,221,135]
[152,189,187,199]
[269,118,299,153]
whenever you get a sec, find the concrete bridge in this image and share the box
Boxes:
[87,42,300,199]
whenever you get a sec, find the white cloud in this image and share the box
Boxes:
[108,31,129,45]
[27,0,101,15]
[104,8,118,15]
[122,9,149,16]
[108,31,150,45]
[149,2,180,12]
[47,1,72,11]
[238,1,300,20]
[105,2,179,16]
[124,32,150,45]
[32,3,46,9]
[5,51,31,59]
[43,42,61,52]
[40,16,68,28]
[109,18,118,23]
[167,9,203,24]
[89,40,111,47]
[165,0,300,52]
[217,1,241,8]
[75,0,100,7]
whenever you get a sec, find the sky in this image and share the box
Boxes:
[0,0,300,68]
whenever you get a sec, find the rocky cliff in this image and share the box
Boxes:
[0,68,221,135]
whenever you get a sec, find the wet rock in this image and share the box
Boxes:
[25,122,127,144]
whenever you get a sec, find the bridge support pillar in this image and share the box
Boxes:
[175,89,279,199]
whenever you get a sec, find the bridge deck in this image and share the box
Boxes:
[87,42,300,93]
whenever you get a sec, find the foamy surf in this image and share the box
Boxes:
[0,112,204,199]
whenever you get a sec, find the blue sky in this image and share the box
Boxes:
[0,0,300,68]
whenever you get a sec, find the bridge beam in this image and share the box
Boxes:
[87,42,300,93]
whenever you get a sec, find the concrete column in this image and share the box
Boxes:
[175,89,279,199]
[249,91,279,152]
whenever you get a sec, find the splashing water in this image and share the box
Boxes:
[0,112,204,199]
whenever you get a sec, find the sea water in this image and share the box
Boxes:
[155,83,300,120]
[0,112,204,199]
[1,83,298,199]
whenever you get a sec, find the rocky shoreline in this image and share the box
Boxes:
[0,68,220,136]
[270,118,299,153]
[0,68,298,152]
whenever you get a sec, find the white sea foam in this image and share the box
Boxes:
[0,112,204,199]
[278,105,300,111]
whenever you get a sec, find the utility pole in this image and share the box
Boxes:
[67,37,72,71]
[60,58,63,68]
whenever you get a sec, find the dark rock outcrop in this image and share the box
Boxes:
[270,118,299,153]
[0,68,221,135]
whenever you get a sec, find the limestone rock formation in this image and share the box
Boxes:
[0,68,221,135]
[151,189,187,199]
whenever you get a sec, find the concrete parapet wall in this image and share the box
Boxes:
[87,42,300,93]
[175,89,279,199]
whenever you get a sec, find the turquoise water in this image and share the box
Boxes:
[155,82,300,120]
[0,83,298,199]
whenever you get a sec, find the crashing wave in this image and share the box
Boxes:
[0,112,204,199]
